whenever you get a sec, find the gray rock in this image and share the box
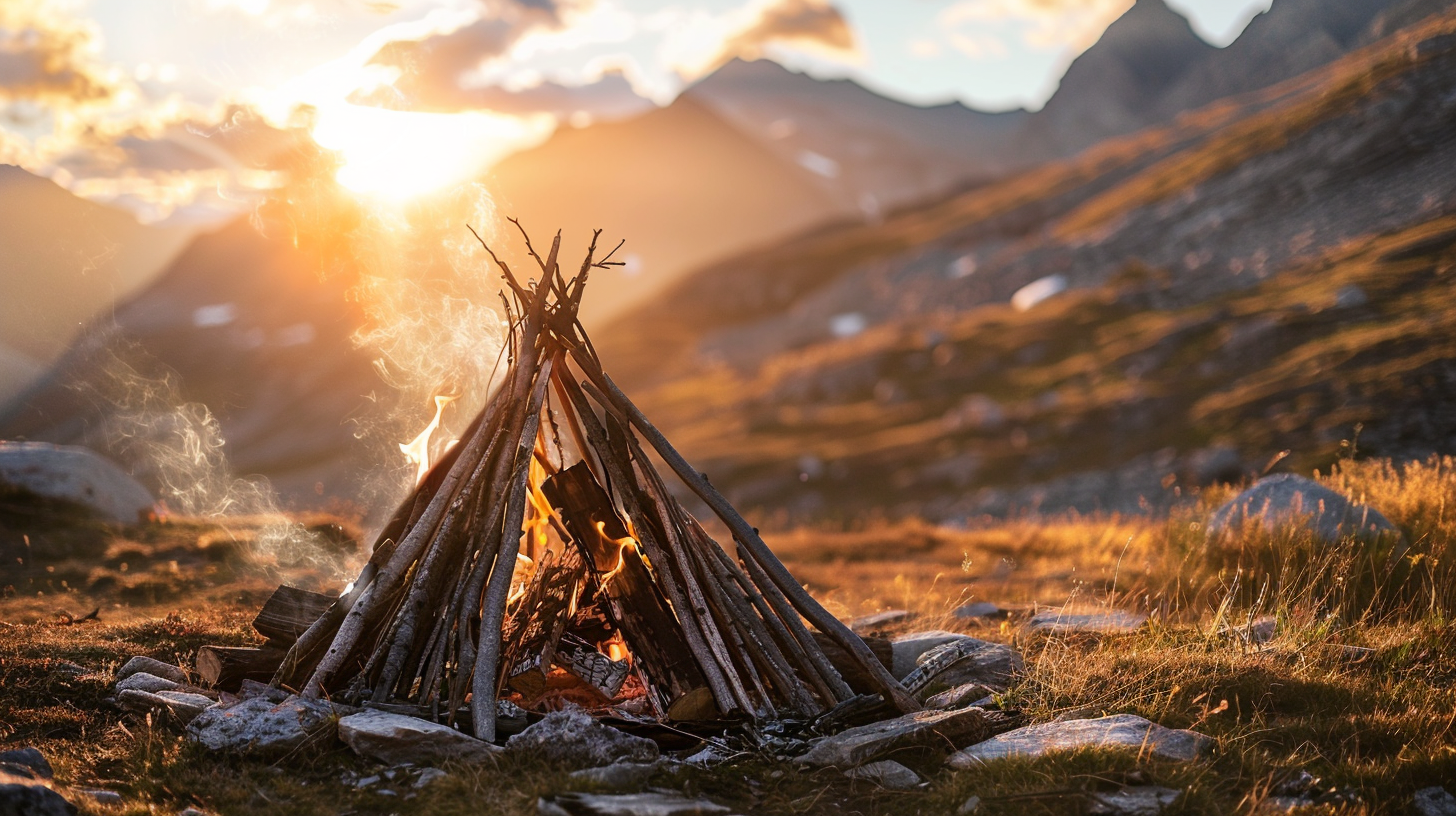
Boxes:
[844,760,921,790]
[949,714,1213,768]
[0,442,156,524]
[186,695,336,756]
[568,761,660,792]
[848,610,915,632]
[924,682,996,710]
[338,710,500,766]
[1026,610,1147,635]
[1224,617,1278,646]
[117,656,187,685]
[118,689,212,723]
[958,795,981,814]
[235,680,288,703]
[890,631,972,678]
[1087,787,1182,815]
[1206,474,1399,543]
[0,748,52,781]
[953,602,1002,620]
[412,768,447,789]
[0,783,77,816]
[902,638,1022,697]
[506,708,658,770]
[538,792,729,816]
[795,705,991,768]
[116,671,182,695]
[1415,787,1456,816]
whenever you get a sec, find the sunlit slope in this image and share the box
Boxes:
[0,167,193,400]
[485,96,856,326]
[598,8,1456,522]
[0,217,381,507]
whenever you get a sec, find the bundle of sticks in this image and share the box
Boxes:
[272,226,917,741]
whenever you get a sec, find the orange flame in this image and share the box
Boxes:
[399,394,457,486]
[594,520,642,590]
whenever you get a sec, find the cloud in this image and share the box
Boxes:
[713,0,857,65]
[367,1,567,87]
[354,66,651,119]
[0,0,121,106]
[938,0,1131,52]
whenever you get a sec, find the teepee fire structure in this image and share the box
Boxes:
[269,226,917,741]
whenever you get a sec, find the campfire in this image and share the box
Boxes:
[206,226,915,742]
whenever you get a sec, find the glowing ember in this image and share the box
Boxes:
[399,394,457,485]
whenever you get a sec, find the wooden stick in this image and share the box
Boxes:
[570,369,917,713]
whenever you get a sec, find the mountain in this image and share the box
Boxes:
[0,166,193,400]
[594,5,1456,522]
[1031,0,1411,157]
[0,216,383,508]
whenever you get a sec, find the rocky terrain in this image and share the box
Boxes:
[0,457,1451,815]
[598,4,1456,522]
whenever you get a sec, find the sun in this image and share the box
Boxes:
[308,103,554,201]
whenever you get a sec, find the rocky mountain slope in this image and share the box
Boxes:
[4,0,1445,512]
[596,6,1456,523]
[0,167,193,401]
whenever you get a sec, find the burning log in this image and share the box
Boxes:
[269,225,916,741]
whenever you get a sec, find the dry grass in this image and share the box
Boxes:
[0,459,1452,814]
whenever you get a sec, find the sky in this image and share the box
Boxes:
[0,0,1272,221]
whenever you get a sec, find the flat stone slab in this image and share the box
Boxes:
[117,656,187,685]
[948,714,1213,767]
[849,610,916,632]
[116,672,183,695]
[953,602,1003,620]
[506,708,658,770]
[844,760,921,790]
[796,705,992,768]
[339,709,500,765]
[1026,610,1148,635]
[1087,786,1182,815]
[186,695,336,757]
[118,689,213,723]
[538,792,730,816]
[568,762,662,792]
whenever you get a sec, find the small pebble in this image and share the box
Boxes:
[958,794,981,814]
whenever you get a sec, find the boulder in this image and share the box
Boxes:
[1206,474,1398,543]
[186,695,336,756]
[901,638,1021,698]
[115,672,182,695]
[949,714,1213,768]
[1087,786,1182,815]
[795,705,991,768]
[1025,610,1147,635]
[505,708,658,770]
[338,709,500,765]
[890,631,971,678]
[538,792,729,816]
[844,760,921,790]
[0,783,76,816]
[116,656,187,685]
[0,442,155,524]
